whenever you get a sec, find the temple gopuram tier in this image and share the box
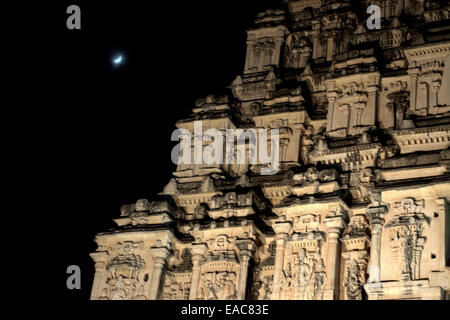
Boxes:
[90,0,450,300]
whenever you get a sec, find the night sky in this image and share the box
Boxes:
[45,0,277,301]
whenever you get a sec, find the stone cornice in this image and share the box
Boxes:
[390,124,450,136]
[404,41,450,62]
[310,142,380,157]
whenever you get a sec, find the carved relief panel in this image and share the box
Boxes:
[280,246,326,300]
[198,234,240,300]
[279,227,326,300]
[192,233,250,300]
[197,270,238,300]
[341,214,371,300]
[342,258,368,300]
[384,198,428,281]
[99,241,148,300]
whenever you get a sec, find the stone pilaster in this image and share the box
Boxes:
[189,243,207,300]
[366,204,388,283]
[431,80,441,109]
[270,221,292,300]
[312,22,321,59]
[326,35,334,61]
[324,216,346,300]
[272,33,284,66]
[326,92,337,132]
[89,251,109,300]
[435,198,448,271]
[148,247,171,300]
[236,240,255,300]
[244,38,255,72]
[408,69,419,111]
[367,85,379,126]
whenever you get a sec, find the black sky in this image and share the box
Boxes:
[42,0,278,301]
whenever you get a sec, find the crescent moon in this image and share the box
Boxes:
[113,55,122,64]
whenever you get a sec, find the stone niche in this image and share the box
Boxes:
[173,117,237,178]
[253,110,309,166]
[272,201,349,300]
[340,214,371,300]
[404,42,450,116]
[325,74,380,138]
[379,77,412,129]
[244,26,288,74]
[197,259,240,300]
[365,185,450,300]
[380,197,429,282]
[189,223,257,300]
[280,239,326,300]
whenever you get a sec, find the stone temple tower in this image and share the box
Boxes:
[90,0,450,300]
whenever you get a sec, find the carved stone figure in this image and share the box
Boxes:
[109,276,132,300]
[344,260,364,300]
[390,226,414,280]
[311,259,327,300]
[295,249,312,299]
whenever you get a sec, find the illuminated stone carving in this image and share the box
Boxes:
[90,1,450,300]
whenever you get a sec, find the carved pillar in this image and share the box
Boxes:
[381,1,386,18]
[272,34,284,66]
[237,252,251,299]
[366,205,387,283]
[367,86,378,126]
[257,49,265,71]
[293,124,305,164]
[326,36,334,61]
[324,216,346,300]
[418,82,428,109]
[271,221,292,300]
[326,91,338,132]
[350,103,365,134]
[312,23,321,59]
[149,247,171,300]
[189,244,207,300]
[236,240,255,300]
[408,69,419,111]
[90,251,109,299]
[435,198,448,271]
[388,1,396,18]
[244,39,255,72]
[431,80,441,110]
